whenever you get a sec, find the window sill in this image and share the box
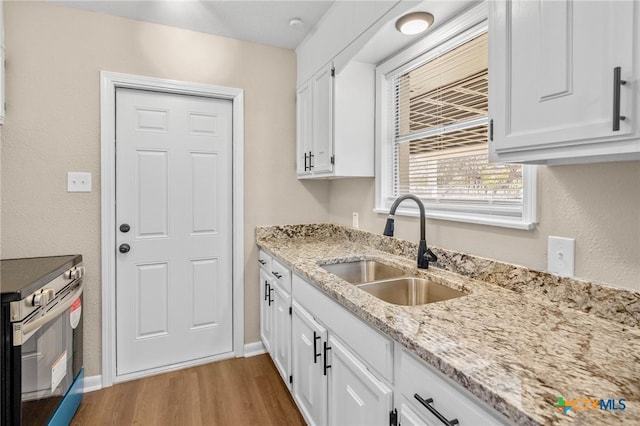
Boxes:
[373,207,536,230]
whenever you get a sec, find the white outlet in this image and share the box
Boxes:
[548,236,575,277]
[352,212,359,228]
[67,172,92,192]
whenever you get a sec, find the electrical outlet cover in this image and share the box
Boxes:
[548,236,575,277]
[67,172,92,192]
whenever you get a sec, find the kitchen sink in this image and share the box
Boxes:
[321,260,405,284]
[357,277,466,306]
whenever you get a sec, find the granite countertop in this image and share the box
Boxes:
[256,225,640,426]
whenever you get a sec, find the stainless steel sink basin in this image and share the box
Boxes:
[357,277,465,306]
[321,260,405,284]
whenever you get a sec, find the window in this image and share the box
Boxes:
[375,17,536,229]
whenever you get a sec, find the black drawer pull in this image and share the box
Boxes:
[267,284,273,306]
[263,280,269,301]
[258,259,266,265]
[304,152,309,171]
[323,341,331,376]
[414,394,459,426]
[272,271,282,279]
[313,332,321,364]
[613,66,627,131]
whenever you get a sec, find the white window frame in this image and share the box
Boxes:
[374,3,536,230]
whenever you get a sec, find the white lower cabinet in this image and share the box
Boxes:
[260,255,509,426]
[292,301,328,426]
[272,279,292,389]
[259,268,274,354]
[395,346,508,425]
[327,335,393,426]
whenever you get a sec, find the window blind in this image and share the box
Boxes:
[391,32,523,217]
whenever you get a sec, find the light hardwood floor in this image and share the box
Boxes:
[71,354,305,426]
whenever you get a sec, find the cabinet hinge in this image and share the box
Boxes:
[289,306,292,316]
[331,67,335,78]
[489,119,494,141]
[289,375,293,384]
[330,155,335,165]
[389,408,398,426]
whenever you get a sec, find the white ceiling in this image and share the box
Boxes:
[56,0,336,49]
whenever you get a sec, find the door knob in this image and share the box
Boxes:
[119,244,131,253]
[120,224,131,233]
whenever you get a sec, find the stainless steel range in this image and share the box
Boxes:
[1,255,84,425]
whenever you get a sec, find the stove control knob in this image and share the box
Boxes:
[32,288,55,307]
[68,267,85,280]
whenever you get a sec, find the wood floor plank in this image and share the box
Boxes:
[71,355,305,426]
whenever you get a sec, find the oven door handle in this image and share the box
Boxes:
[14,283,84,346]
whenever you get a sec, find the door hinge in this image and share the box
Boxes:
[331,67,335,78]
[289,375,293,384]
[289,306,292,316]
[389,408,398,426]
[330,155,335,165]
[489,119,494,141]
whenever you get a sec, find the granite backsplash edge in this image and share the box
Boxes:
[256,223,640,328]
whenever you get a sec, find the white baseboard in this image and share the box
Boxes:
[243,341,266,357]
[83,374,103,393]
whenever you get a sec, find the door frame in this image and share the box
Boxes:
[100,71,244,387]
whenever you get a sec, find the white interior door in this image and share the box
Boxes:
[115,88,233,376]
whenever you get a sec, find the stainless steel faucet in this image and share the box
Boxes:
[383,194,438,269]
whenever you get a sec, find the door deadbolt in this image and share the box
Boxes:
[120,224,131,233]
[119,244,131,253]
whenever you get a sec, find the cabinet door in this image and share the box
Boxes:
[259,269,274,354]
[311,66,334,173]
[292,302,328,426]
[327,336,392,426]
[490,0,637,160]
[296,82,313,176]
[272,280,292,388]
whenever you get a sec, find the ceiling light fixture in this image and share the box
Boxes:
[395,12,434,35]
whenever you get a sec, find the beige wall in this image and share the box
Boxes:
[0,1,329,377]
[329,161,640,291]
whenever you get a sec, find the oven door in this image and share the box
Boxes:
[17,281,83,425]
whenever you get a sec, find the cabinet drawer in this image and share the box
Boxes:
[271,258,292,294]
[293,273,393,382]
[397,348,508,425]
[258,250,272,272]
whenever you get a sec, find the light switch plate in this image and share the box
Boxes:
[352,212,359,228]
[548,236,575,277]
[67,172,92,192]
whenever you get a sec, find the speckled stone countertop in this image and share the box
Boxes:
[256,224,640,426]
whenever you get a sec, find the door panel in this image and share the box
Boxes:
[328,336,392,426]
[116,88,233,376]
[292,302,328,426]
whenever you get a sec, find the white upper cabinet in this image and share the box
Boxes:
[311,65,334,174]
[297,61,375,179]
[489,0,640,164]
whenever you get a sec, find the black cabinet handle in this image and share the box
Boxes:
[323,341,331,376]
[258,259,266,265]
[119,243,130,253]
[272,271,282,279]
[264,280,269,301]
[313,332,321,364]
[414,394,459,426]
[309,151,314,170]
[304,152,309,171]
[613,66,627,131]
[267,284,273,306]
